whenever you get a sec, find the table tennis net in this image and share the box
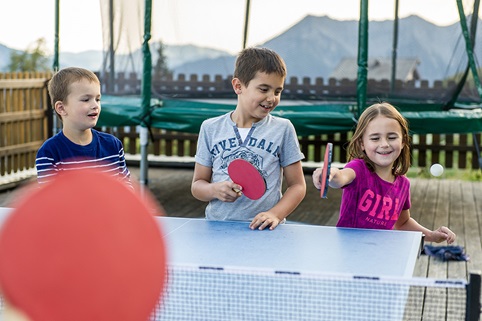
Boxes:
[0,264,479,321]
[149,264,480,321]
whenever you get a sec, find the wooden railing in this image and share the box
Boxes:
[100,71,476,103]
[1,72,481,189]
[107,127,482,170]
[0,72,51,185]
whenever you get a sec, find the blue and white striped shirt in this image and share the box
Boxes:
[36,129,132,187]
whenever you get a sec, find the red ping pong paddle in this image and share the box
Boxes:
[320,142,333,199]
[228,159,267,200]
[0,169,167,321]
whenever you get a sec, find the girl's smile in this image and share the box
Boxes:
[361,115,404,175]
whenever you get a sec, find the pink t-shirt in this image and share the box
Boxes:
[337,159,411,229]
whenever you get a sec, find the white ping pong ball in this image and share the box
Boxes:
[430,163,444,177]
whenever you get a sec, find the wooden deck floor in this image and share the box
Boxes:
[1,166,481,319]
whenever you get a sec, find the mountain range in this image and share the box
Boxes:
[1,15,480,82]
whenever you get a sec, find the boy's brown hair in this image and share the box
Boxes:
[233,47,287,87]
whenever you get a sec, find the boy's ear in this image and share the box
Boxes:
[231,78,242,95]
[54,101,66,116]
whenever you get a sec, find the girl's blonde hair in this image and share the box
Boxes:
[347,102,411,176]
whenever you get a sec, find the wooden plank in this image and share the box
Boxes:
[469,181,482,321]
[147,168,205,218]
[459,135,468,169]
[409,178,426,227]
[0,110,45,122]
[445,180,467,321]
[0,141,45,157]
[448,180,467,274]
[421,180,462,320]
[408,179,430,319]
[463,181,482,275]
[0,79,47,89]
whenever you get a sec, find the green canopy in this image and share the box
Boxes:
[99,95,482,135]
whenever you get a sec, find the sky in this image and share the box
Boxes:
[0,0,472,55]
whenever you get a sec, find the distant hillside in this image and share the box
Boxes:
[170,15,481,82]
[0,44,18,70]
[59,51,104,71]
[0,43,231,76]
[0,44,99,71]
[1,15,480,82]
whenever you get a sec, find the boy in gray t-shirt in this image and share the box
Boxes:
[191,47,306,230]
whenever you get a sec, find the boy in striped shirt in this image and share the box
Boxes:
[36,67,131,187]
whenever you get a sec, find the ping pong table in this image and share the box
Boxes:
[154,216,422,320]
[160,216,421,276]
[0,208,422,320]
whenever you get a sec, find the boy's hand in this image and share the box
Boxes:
[249,212,283,230]
[213,181,243,202]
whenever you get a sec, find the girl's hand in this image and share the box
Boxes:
[312,166,341,189]
[428,226,456,244]
[312,167,324,190]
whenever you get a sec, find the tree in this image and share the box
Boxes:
[9,38,50,72]
[153,40,171,80]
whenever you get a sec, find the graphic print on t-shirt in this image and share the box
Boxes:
[221,148,267,178]
[357,187,400,227]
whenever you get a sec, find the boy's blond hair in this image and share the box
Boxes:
[48,67,100,118]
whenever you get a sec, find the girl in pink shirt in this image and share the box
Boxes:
[313,103,456,244]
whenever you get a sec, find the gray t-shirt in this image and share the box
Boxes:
[195,112,305,221]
